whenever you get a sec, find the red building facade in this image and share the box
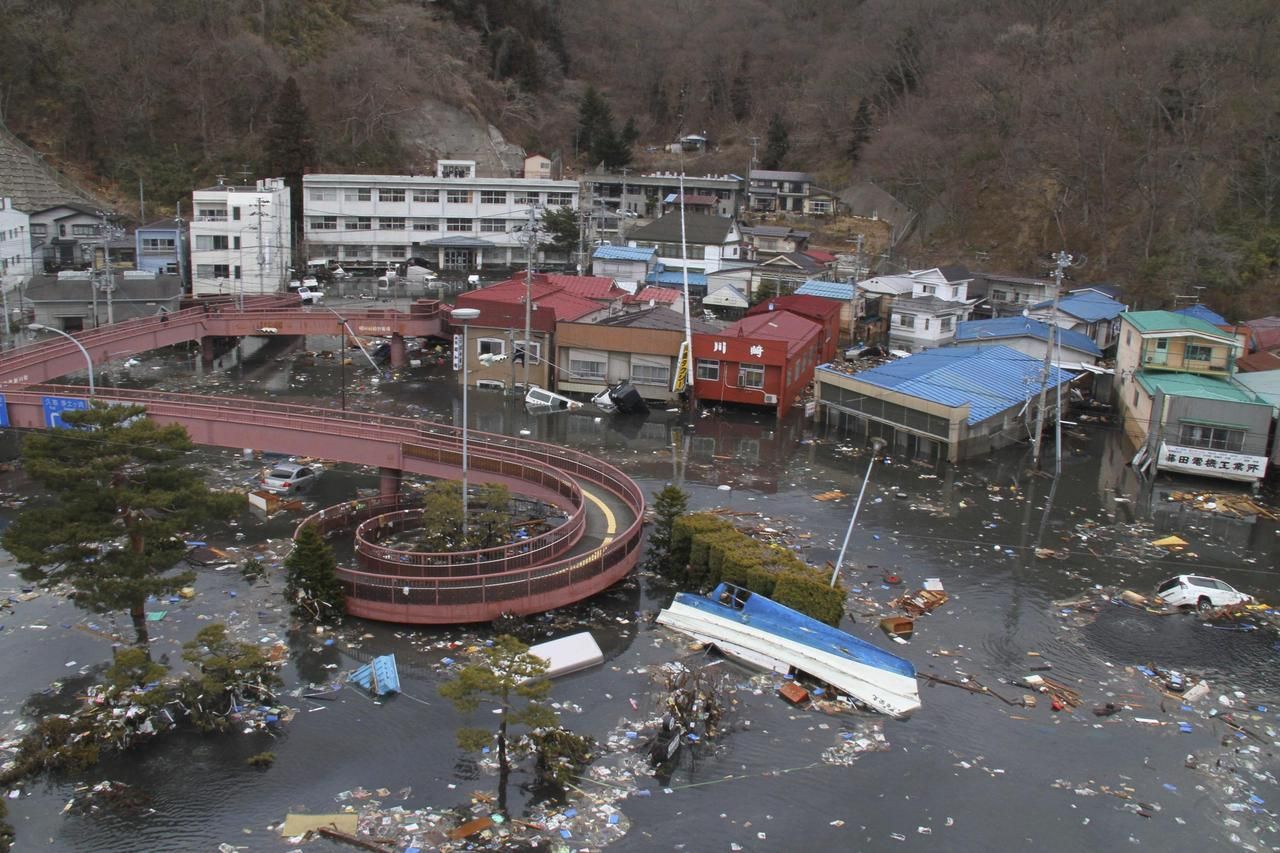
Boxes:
[692,310,821,417]
[745,294,844,363]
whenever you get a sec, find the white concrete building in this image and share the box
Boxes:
[865,266,981,351]
[189,178,291,299]
[0,198,33,294]
[302,161,579,272]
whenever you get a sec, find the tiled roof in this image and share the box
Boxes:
[0,124,102,212]
[593,245,656,262]
[803,249,836,264]
[824,345,1073,425]
[543,274,624,301]
[1032,290,1127,323]
[1245,316,1280,352]
[1232,349,1280,374]
[795,279,855,300]
[456,275,612,322]
[1135,372,1266,405]
[955,317,1102,356]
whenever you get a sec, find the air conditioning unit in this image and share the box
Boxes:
[762,394,779,405]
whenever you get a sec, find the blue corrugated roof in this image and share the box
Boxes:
[647,269,707,286]
[822,345,1074,425]
[1174,304,1228,326]
[795,279,854,300]
[593,245,656,261]
[955,317,1101,356]
[1030,290,1125,323]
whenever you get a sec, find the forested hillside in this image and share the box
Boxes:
[1,0,1276,315]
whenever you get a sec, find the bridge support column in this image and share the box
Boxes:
[389,333,407,368]
[201,338,216,367]
[378,467,403,497]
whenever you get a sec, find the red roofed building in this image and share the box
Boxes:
[453,275,617,391]
[624,286,683,313]
[692,310,822,417]
[745,294,843,362]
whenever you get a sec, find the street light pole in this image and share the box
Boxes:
[830,436,887,587]
[28,323,95,396]
[453,307,481,541]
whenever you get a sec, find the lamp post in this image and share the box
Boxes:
[318,305,380,410]
[829,436,887,587]
[453,307,481,540]
[29,323,95,396]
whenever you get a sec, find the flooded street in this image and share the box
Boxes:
[2,332,1278,851]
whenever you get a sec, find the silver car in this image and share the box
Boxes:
[260,462,319,495]
[1155,575,1254,611]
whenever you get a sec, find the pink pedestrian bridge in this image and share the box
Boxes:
[0,298,645,624]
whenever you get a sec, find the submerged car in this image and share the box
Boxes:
[1155,575,1254,611]
[259,462,319,494]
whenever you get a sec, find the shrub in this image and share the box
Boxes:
[772,571,847,626]
[671,514,731,583]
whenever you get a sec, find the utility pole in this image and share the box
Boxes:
[522,204,537,393]
[1032,250,1073,468]
[251,197,269,308]
[99,211,115,325]
[138,178,145,224]
[850,233,865,347]
[174,200,187,290]
[746,136,760,220]
[619,166,629,243]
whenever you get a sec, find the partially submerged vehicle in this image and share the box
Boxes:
[591,382,649,415]
[525,385,583,412]
[1155,575,1254,612]
[657,583,921,717]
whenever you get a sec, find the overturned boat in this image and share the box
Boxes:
[591,381,649,415]
[657,583,920,717]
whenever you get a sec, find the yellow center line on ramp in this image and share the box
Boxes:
[581,486,617,546]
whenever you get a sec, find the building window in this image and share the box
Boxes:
[512,340,541,365]
[1179,423,1245,452]
[412,219,439,231]
[1133,388,1139,406]
[515,192,539,206]
[344,188,372,202]
[72,224,97,236]
[921,284,936,295]
[940,316,953,332]
[809,200,831,214]
[31,224,48,236]
[696,359,720,381]
[897,313,916,329]
[379,245,405,259]
[478,338,505,357]
[441,163,472,178]
[546,192,574,206]
[479,219,506,233]
[308,216,338,230]
[342,245,372,259]
[344,217,372,230]
[141,238,175,252]
[1185,344,1213,362]
[413,189,439,203]
[446,190,472,204]
[570,356,607,380]
[309,188,337,201]
[194,235,229,251]
[378,217,406,230]
[196,263,230,278]
[632,362,670,386]
[738,364,765,389]
[480,191,507,205]
[378,188,405,202]
[196,207,225,221]
[447,218,474,232]
[232,207,241,221]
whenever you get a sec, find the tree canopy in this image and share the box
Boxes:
[1,404,240,646]
[283,523,345,624]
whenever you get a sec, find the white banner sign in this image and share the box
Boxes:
[1157,442,1268,482]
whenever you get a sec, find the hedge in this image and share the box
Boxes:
[772,571,846,626]
[670,514,733,579]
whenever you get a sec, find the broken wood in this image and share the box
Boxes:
[316,826,395,851]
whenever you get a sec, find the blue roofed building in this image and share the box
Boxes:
[1173,303,1228,326]
[591,244,657,291]
[954,317,1102,368]
[815,345,1074,462]
[795,277,883,345]
[1029,288,1128,351]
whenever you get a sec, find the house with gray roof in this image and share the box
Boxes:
[24,269,183,331]
[626,212,742,276]
[748,169,814,213]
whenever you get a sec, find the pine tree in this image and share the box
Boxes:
[283,523,345,624]
[469,484,512,550]
[645,484,689,578]
[179,624,282,732]
[730,54,753,123]
[265,76,315,251]
[540,205,579,253]
[576,86,610,162]
[1,404,240,647]
[620,116,640,149]
[420,480,465,551]
[762,113,790,170]
[439,635,559,815]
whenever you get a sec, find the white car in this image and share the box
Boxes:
[1155,575,1254,611]
[259,462,320,495]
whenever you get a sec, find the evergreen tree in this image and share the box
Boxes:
[576,86,610,162]
[762,112,790,170]
[620,116,640,149]
[420,480,465,552]
[439,635,558,815]
[848,98,873,166]
[283,523,345,624]
[265,76,315,252]
[469,484,512,550]
[179,624,283,733]
[730,55,753,123]
[1,404,239,647]
[540,205,580,253]
[645,484,689,578]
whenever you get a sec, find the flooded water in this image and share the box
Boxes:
[1,333,1278,851]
